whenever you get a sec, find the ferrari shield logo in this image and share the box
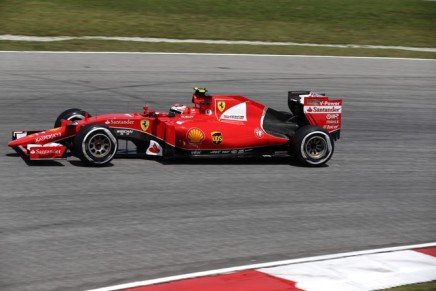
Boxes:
[140,120,150,131]
[211,131,223,145]
[217,101,226,112]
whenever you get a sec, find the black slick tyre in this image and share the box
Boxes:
[74,124,118,167]
[54,108,90,128]
[290,125,334,167]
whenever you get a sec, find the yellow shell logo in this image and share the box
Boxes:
[217,101,226,112]
[187,128,205,144]
[141,120,150,131]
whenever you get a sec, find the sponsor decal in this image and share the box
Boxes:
[191,150,202,155]
[324,125,340,130]
[181,115,194,119]
[35,132,62,143]
[149,144,160,154]
[140,120,150,131]
[208,149,246,155]
[220,102,247,121]
[254,128,264,139]
[326,119,339,125]
[105,119,135,125]
[211,131,223,145]
[223,114,245,120]
[304,106,341,113]
[146,140,163,156]
[116,129,134,136]
[217,101,226,112]
[320,100,341,106]
[186,128,205,144]
[307,99,321,106]
[205,109,212,115]
[31,149,62,155]
[28,144,66,158]
[326,114,340,120]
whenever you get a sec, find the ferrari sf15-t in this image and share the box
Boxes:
[8,88,343,167]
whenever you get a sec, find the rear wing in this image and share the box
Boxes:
[288,91,342,139]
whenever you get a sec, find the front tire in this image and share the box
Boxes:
[74,124,118,167]
[290,126,334,167]
[54,108,90,128]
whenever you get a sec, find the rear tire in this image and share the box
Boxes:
[290,126,334,167]
[74,124,117,167]
[54,108,90,128]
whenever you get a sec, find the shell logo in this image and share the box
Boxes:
[186,128,205,144]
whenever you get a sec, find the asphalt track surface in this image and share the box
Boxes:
[0,52,435,291]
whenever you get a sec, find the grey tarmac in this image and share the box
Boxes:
[0,52,435,291]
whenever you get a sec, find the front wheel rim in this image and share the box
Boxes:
[87,134,112,158]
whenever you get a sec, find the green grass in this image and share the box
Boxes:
[382,281,436,291]
[1,0,435,46]
[1,40,435,59]
[0,0,435,57]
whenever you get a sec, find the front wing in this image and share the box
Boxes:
[11,130,67,160]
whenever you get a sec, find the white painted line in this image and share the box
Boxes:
[1,35,435,52]
[86,242,436,291]
[0,51,435,61]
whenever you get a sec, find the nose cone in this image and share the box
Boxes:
[8,135,35,147]
[9,127,65,148]
[8,139,21,148]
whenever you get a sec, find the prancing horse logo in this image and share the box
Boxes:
[217,101,226,112]
[140,120,150,131]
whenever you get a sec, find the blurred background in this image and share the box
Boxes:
[0,0,435,58]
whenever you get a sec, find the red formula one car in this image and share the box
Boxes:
[8,88,342,167]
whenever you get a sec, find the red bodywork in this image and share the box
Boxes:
[8,90,342,161]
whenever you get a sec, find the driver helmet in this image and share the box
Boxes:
[170,103,187,114]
